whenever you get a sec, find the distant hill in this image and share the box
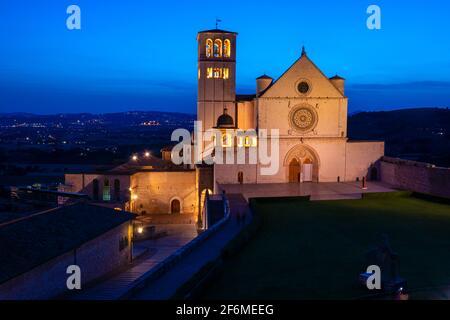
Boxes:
[0,111,195,127]
[348,107,450,167]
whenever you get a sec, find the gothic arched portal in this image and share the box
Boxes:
[284,144,320,183]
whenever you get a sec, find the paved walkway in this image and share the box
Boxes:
[219,181,396,201]
[130,194,250,300]
[69,225,197,300]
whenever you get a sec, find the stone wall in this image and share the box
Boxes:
[130,170,197,215]
[0,222,132,300]
[380,156,450,199]
[345,141,384,181]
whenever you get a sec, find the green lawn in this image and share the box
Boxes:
[202,192,450,299]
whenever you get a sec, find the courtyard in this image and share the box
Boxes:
[219,181,396,201]
[202,192,450,299]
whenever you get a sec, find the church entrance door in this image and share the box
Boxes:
[288,158,301,183]
[302,164,313,182]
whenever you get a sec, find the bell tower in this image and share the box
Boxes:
[197,28,237,132]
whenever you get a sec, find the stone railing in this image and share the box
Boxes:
[380,156,450,199]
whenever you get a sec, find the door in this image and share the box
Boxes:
[302,164,313,182]
[289,159,301,183]
[171,199,181,214]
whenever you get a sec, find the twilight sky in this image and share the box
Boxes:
[0,0,449,114]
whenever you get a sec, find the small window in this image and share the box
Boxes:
[244,136,251,147]
[207,67,213,79]
[222,133,232,147]
[213,68,221,78]
[103,179,111,201]
[206,39,213,57]
[223,39,231,57]
[237,136,244,147]
[214,39,222,57]
[223,68,229,79]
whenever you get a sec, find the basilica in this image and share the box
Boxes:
[64,28,384,221]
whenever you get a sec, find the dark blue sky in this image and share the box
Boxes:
[0,0,449,114]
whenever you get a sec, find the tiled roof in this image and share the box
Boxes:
[256,74,273,80]
[198,29,237,34]
[329,75,345,80]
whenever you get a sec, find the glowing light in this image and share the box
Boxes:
[222,133,232,147]
[144,151,150,157]
[132,155,138,161]
[132,194,138,200]
[137,227,144,234]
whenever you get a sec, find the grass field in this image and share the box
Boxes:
[202,192,450,299]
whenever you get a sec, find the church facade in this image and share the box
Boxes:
[64,27,384,219]
[197,28,384,190]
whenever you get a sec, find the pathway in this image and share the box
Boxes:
[68,224,197,300]
[130,194,250,300]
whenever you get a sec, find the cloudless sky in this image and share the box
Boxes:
[0,0,449,114]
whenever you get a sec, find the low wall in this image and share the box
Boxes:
[380,157,450,199]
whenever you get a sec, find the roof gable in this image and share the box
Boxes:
[260,54,344,98]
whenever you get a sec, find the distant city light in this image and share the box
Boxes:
[132,155,138,161]
[145,151,150,157]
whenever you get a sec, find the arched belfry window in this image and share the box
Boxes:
[214,39,222,57]
[206,39,213,57]
[223,39,231,57]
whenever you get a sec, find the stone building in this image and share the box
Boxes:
[64,27,384,220]
[64,153,198,220]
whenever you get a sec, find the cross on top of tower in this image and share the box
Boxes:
[215,17,222,29]
[301,45,307,57]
